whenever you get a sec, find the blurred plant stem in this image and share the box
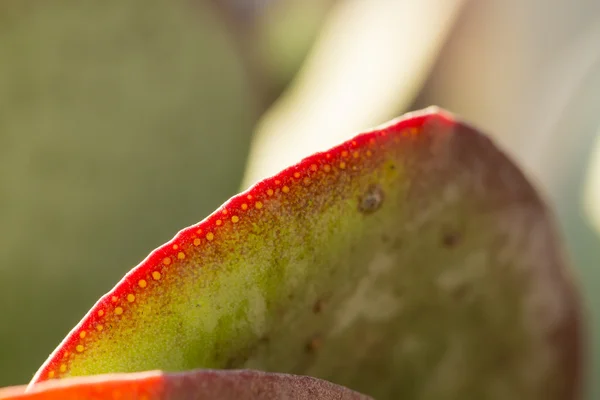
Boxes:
[208,0,337,110]
[240,0,467,188]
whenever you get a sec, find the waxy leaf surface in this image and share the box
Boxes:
[4,369,370,399]
[30,108,583,399]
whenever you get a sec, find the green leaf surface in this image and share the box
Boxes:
[29,108,583,399]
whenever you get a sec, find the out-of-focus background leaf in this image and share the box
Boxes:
[1,1,598,399]
[0,0,257,386]
[241,0,467,187]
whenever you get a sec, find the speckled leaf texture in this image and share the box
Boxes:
[2,370,370,400]
[28,108,583,399]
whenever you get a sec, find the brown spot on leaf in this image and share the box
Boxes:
[442,230,460,248]
[358,184,384,214]
[313,299,324,314]
[259,335,270,345]
[449,281,470,301]
[305,335,323,354]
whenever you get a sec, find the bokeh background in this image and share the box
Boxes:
[0,1,598,398]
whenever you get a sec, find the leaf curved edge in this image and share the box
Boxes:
[3,369,372,400]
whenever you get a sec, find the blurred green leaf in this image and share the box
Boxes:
[0,0,257,386]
